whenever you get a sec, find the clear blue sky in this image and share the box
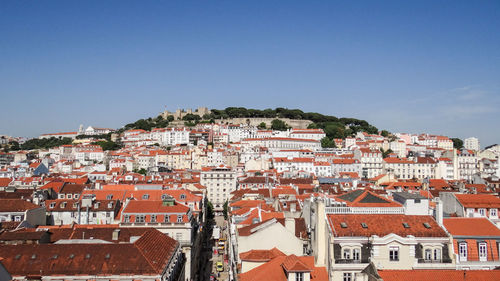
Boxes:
[1,1,499,145]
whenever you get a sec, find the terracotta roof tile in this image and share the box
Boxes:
[327,214,447,237]
[443,218,500,237]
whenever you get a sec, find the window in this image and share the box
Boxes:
[106,194,113,200]
[343,248,351,259]
[136,215,145,223]
[343,272,352,281]
[389,246,399,261]
[49,202,56,208]
[142,194,149,200]
[459,242,467,261]
[434,248,441,261]
[425,249,432,260]
[14,216,21,222]
[151,215,156,223]
[479,208,486,217]
[479,242,487,261]
[490,208,497,217]
[296,272,304,281]
[180,194,186,199]
[164,215,170,223]
[353,248,361,261]
[177,215,183,222]
[124,215,130,223]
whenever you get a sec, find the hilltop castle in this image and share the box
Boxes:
[160,107,211,120]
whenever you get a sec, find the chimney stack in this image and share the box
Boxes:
[112,229,120,241]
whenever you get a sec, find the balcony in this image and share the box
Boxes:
[417,258,452,264]
[335,259,369,264]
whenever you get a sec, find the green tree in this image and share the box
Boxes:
[380,148,394,158]
[257,122,267,129]
[451,138,464,150]
[8,141,20,151]
[223,201,229,220]
[321,137,336,148]
[271,119,288,131]
[206,200,215,221]
[166,115,174,122]
[380,130,390,137]
[136,168,147,175]
[323,123,345,139]
[93,140,121,151]
[182,114,201,122]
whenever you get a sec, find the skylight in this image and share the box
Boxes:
[402,223,410,228]
[361,223,368,228]
[340,222,348,228]
[423,222,431,229]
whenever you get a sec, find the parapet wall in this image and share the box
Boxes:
[169,118,313,129]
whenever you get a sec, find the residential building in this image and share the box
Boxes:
[443,218,500,270]
[200,165,237,210]
[464,137,480,151]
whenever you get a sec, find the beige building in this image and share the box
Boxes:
[200,165,237,210]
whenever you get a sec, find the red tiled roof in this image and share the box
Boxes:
[281,254,311,272]
[443,218,500,236]
[0,229,178,277]
[0,199,40,212]
[455,194,500,208]
[0,178,12,187]
[327,214,447,237]
[239,255,327,281]
[239,247,285,262]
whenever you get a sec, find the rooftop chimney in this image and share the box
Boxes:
[112,229,120,241]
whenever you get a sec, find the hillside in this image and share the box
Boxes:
[121,107,382,141]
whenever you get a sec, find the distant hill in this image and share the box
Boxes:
[120,107,382,140]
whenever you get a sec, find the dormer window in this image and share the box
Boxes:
[106,195,113,200]
[479,242,487,261]
[161,194,168,200]
[67,194,72,199]
[177,215,183,222]
[343,249,351,259]
[180,194,186,200]
[459,242,468,261]
[142,194,149,200]
[49,202,56,208]
[479,208,486,217]
[295,272,304,281]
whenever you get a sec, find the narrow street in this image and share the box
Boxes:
[195,209,230,281]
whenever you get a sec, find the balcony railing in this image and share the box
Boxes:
[325,206,404,214]
[417,258,452,263]
[335,259,368,264]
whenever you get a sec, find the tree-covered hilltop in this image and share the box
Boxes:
[120,107,382,140]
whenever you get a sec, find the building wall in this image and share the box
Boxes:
[26,207,46,226]
[237,223,303,257]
